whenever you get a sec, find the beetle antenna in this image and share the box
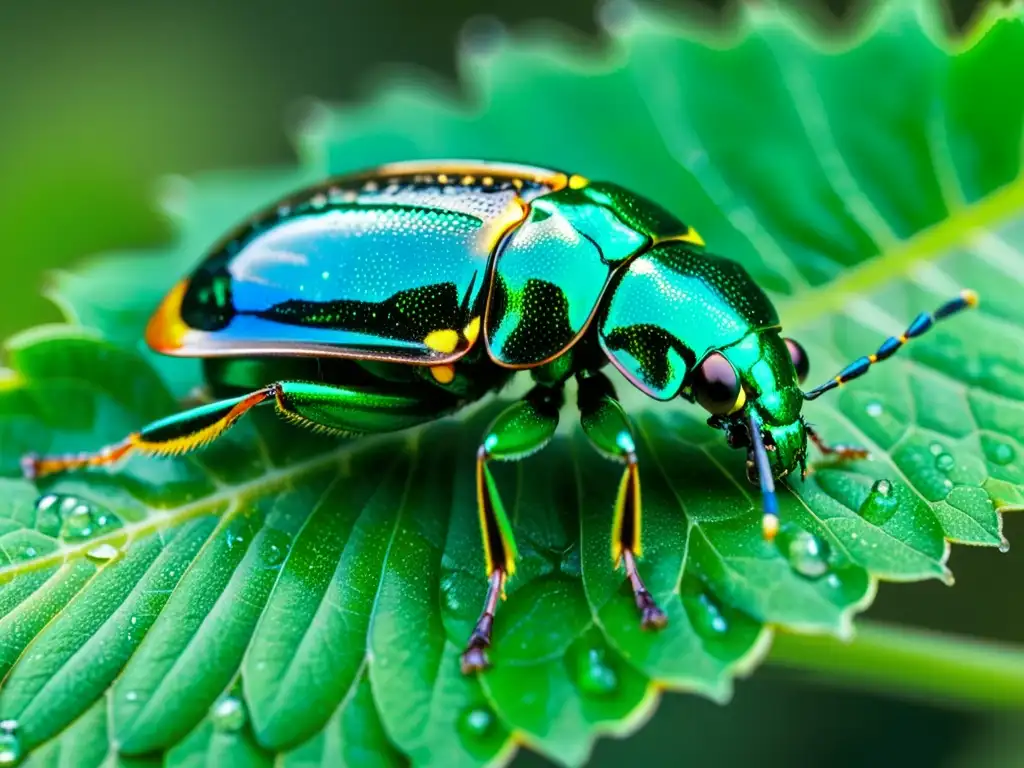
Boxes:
[803,290,978,401]
[748,412,779,541]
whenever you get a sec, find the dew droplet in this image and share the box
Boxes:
[935,453,955,473]
[34,494,62,537]
[43,495,122,541]
[865,401,884,418]
[440,572,463,616]
[210,695,247,732]
[985,439,1016,466]
[125,690,140,702]
[12,544,37,562]
[260,529,291,569]
[457,704,495,743]
[999,537,1011,554]
[929,442,944,456]
[858,479,900,526]
[86,543,121,563]
[777,526,829,579]
[0,721,20,767]
[225,532,245,550]
[690,591,729,637]
[569,646,619,697]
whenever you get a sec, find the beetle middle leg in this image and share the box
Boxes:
[23,380,454,479]
[461,383,563,674]
[577,370,667,631]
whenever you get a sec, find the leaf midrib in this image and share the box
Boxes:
[779,176,1024,328]
[0,443,362,582]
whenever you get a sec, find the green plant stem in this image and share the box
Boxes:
[768,620,1024,710]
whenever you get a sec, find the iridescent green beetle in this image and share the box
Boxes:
[24,160,977,673]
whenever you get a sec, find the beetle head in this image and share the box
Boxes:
[684,329,810,536]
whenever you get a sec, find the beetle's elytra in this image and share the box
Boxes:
[24,160,977,673]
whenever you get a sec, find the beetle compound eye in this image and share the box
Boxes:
[785,338,810,383]
[692,353,744,415]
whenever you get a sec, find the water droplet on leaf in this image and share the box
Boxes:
[440,572,463,616]
[0,721,20,767]
[690,591,729,638]
[985,439,1016,466]
[211,695,247,732]
[777,526,829,579]
[34,494,62,536]
[457,704,495,742]
[865,401,884,417]
[999,537,1011,554]
[569,646,619,697]
[935,453,955,473]
[86,543,121,563]
[12,544,37,561]
[858,479,900,526]
[929,442,945,456]
[43,495,122,541]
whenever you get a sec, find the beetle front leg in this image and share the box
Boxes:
[577,370,667,631]
[461,384,563,674]
[805,423,869,463]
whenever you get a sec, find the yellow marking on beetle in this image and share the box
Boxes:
[610,462,642,563]
[145,279,192,353]
[476,195,528,255]
[482,176,494,186]
[372,160,573,193]
[899,334,908,343]
[464,316,482,346]
[834,376,844,387]
[424,329,460,354]
[437,173,449,184]
[568,174,589,190]
[461,175,476,186]
[430,364,456,384]
[962,289,979,307]
[869,354,878,363]
[680,227,706,247]
[727,386,747,415]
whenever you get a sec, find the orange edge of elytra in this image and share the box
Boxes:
[144,279,192,353]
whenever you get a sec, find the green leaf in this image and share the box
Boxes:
[3,2,1024,765]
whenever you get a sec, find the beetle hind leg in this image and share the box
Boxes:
[461,384,563,674]
[22,380,453,480]
[577,371,667,631]
[22,386,278,479]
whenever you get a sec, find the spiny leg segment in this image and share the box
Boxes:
[22,381,451,480]
[22,387,278,479]
[461,384,563,674]
[577,370,666,630]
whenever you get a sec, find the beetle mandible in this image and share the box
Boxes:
[23,160,977,673]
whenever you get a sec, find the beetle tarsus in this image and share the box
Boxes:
[460,569,504,675]
[21,438,136,480]
[20,453,39,481]
[806,424,869,462]
[623,549,667,631]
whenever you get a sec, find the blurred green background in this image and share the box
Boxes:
[3,0,1020,765]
